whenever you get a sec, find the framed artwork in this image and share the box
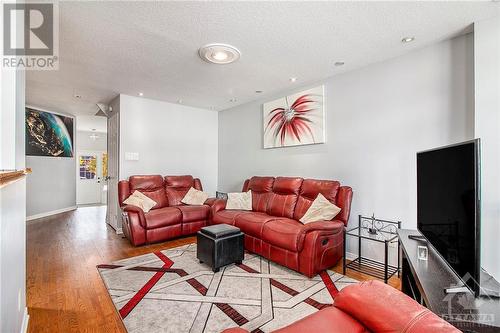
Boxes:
[26,107,74,157]
[79,155,97,179]
[263,85,325,148]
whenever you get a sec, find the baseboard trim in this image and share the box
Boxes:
[26,206,77,222]
[20,307,29,333]
[345,251,357,261]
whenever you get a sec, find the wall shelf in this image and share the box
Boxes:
[0,168,32,188]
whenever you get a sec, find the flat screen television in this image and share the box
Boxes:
[417,139,481,295]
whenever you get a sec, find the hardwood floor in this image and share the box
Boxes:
[27,206,400,332]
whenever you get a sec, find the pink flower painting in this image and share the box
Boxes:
[263,86,325,148]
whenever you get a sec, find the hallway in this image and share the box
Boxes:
[26,206,194,332]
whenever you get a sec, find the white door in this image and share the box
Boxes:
[106,109,120,231]
[77,151,106,205]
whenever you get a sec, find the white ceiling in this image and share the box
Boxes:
[26,1,499,116]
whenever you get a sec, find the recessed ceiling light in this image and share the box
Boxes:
[138,92,144,96]
[229,98,237,102]
[290,77,297,83]
[199,43,241,65]
[74,94,81,99]
[401,37,415,43]
[334,61,345,66]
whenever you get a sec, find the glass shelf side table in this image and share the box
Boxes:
[343,215,401,284]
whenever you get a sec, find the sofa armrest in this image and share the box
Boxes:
[302,220,344,233]
[336,186,353,226]
[211,199,227,214]
[334,280,460,333]
[204,197,217,206]
[221,329,248,333]
[122,205,146,228]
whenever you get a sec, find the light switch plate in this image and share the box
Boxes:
[125,152,139,161]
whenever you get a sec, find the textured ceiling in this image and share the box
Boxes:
[26,1,499,116]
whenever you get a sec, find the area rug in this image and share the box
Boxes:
[97,243,358,333]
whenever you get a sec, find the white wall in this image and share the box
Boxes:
[474,17,500,282]
[119,94,218,195]
[26,107,76,219]
[218,34,474,259]
[0,67,28,332]
[76,130,107,152]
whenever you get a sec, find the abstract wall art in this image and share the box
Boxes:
[263,85,325,148]
[26,107,74,157]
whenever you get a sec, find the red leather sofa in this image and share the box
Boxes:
[211,176,353,277]
[118,175,213,246]
[223,280,459,333]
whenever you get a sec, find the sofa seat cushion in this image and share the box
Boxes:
[175,205,210,222]
[144,207,182,229]
[262,218,305,252]
[212,210,251,225]
[234,212,278,238]
[273,306,368,333]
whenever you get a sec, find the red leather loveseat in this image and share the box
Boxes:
[118,175,213,246]
[211,176,353,277]
[223,280,459,333]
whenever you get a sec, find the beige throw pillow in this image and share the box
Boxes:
[300,193,341,224]
[123,190,157,213]
[181,187,209,205]
[226,191,252,210]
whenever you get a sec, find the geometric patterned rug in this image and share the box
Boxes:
[97,243,358,333]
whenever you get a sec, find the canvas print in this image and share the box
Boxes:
[26,108,74,157]
[263,85,325,148]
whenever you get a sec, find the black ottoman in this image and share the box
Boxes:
[197,224,244,272]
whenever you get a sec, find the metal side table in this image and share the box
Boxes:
[343,215,401,283]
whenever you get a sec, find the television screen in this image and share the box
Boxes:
[417,140,480,295]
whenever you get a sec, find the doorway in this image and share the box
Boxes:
[75,120,108,207]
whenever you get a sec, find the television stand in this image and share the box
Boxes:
[407,234,426,242]
[398,229,500,332]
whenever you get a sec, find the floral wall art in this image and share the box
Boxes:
[263,86,325,148]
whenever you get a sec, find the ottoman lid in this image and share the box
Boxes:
[200,224,241,238]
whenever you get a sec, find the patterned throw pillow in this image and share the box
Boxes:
[123,190,157,212]
[299,193,341,224]
[181,187,209,205]
[226,191,252,210]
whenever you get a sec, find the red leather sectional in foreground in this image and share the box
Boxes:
[211,176,353,277]
[223,280,460,333]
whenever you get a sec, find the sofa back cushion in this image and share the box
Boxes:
[266,177,303,218]
[245,176,275,213]
[293,179,340,221]
[129,175,168,209]
[165,175,198,206]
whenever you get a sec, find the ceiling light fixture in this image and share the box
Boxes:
[401,37,415,43]
[334,61,345,66]
[290,77,297,83]
[138,92,144,96]
[199,43,241,65]
[74,94,82,99]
